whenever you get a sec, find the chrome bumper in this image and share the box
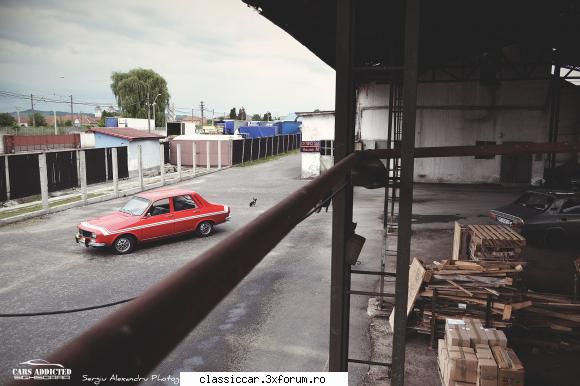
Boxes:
[225,215,232,222]
[75,234,106,248]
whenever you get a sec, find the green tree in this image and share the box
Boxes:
[110,68,169,128]
[0,112,16,127]
[262,112,272,121]
[64,120,72,127]
[251,113,261,120]
[28,112,46,126]
[237,107,247,120]
[229,107,237,119]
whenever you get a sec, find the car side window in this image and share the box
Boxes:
[561,198,580,214]
[147,198,170,216]
[173,195,198,211]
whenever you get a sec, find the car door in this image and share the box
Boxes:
[559,198,580,236]
[139,198,174,240]
[172,194,201,234]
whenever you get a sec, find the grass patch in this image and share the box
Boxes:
[236,149,299,167]
[0,192,104,219]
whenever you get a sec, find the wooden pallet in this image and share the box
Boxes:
[467,224,526,261]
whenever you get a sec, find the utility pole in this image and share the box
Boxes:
[53,110,57,134]
[15,106,20,125]
[30,94,35,127]
[191,109,194,124]
[70,95,74,115]
[147,91,151,132]
[200,101,205,128]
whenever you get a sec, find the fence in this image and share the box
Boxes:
[85,148,129,185]
[2,147,128,202]
[231,134,301,164]
[3,133,81,153]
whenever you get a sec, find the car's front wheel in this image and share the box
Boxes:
[113,235,136,254]
[196,221,214,237]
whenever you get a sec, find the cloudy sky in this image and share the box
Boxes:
[0,0,335,117]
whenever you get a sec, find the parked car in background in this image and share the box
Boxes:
[75,189,230,254]
[489,190,580,245]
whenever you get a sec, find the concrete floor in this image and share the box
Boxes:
[0,153,381,386]
[366,183,580,386]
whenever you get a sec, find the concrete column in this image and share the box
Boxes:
[112,147,119,197]
[331,140,334,158]
[104,150,109,181]
[229,139,233,166]
[286,135,289,152]
[79,150,87,204]
[138,144,144,191]
[258,137,261,159]
[4,156,10,200]
[38,153,49,210]
[159,143,165,185]
[206,141,210,171]
[250,138,254,161]
[192,142,197,176]
[76,150,81,184]
[241,138,245,165]
[217,139,222,169]
[176,143,182,181]
[264,137,268,158]
[271,136,274,156]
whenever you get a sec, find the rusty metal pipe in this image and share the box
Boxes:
[28,152,360,385]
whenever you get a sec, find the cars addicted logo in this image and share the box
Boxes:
[13,359,72,381]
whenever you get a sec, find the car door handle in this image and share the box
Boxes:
[166,214,174,218]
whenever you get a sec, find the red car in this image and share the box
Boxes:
[75,189,231,254]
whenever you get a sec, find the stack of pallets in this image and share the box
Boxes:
[466,224,526,261]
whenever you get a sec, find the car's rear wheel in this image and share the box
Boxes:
[196,221,214,237]
[113,235,136,254]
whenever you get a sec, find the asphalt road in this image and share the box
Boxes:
[0,153,382,385]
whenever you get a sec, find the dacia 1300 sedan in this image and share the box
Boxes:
[75,189,230,254]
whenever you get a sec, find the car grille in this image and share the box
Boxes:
[79,228,93,238]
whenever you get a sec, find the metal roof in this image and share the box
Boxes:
[243,0,580,72]
[88,127,164,141]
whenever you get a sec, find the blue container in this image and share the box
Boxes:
[276,121,301,135]
[105,117,118,127]
[238,126,277,139]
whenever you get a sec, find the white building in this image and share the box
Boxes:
[297,111,335,179]
[299,79,580,184]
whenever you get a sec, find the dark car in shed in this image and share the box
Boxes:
[489,190,580,245]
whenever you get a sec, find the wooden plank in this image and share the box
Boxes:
[389,257,426,330]
[452,221,464,260]
[445,279,474,297]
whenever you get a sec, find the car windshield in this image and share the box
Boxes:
[515,192,554,211]
[120,197,151,215]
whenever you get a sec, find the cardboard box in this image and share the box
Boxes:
[448,347,478,383]
[492,346,524,386]
[484,328,508,347]
[446,325,471,348]
[477,357,498,386]
[475,344,494,360]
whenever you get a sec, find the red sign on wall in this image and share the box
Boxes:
[301,140,320,152]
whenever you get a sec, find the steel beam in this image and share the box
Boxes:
[392,0,420,384]
[364,141,580,159]
[329,0,356,372]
